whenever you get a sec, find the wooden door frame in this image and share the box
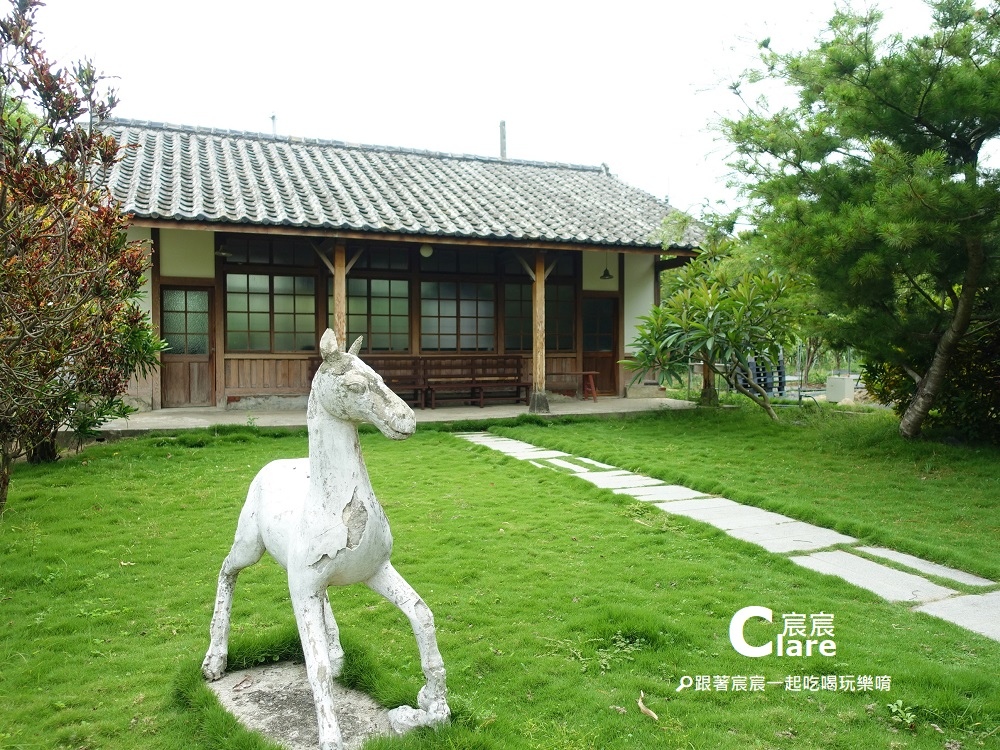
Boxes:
[160,281,216,407]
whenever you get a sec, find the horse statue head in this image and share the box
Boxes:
[310,329,416,440]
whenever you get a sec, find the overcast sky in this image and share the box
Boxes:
[33,0,938,214]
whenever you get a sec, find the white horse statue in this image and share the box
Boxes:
[202,329,450,750]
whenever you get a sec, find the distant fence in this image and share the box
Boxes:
[737,354,786,396]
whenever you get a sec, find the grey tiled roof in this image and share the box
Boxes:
[100,119,700,250]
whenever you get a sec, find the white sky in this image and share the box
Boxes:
[32,0,937,215]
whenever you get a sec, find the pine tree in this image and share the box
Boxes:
[724,0,1000,439]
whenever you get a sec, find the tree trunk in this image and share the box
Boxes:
[739,383,779,421]
[26,429,59,464]
[899,239,985,439]
[728,366,779,421]
[801,337,822,387]
[700,361,719,406]
[0,454,11,518]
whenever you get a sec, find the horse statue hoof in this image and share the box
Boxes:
[417,684,451,720]
[388,704,449,734]
[201,653,226,681]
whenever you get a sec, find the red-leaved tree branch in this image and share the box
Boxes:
[1,0,164,515]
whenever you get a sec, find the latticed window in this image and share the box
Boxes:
[226,273,270,351]
[504,283,532,351]
[503,283,575,351]
[545,284,575,351]
[583,297,615,352]
[273,276,316,351]
[226,273,316,352]
[221,236,315,267]
[348,245,410,271]
[220,234,318,353]
[333,277,410,352]
[162,289,210,354]
[419,247,495,275]
[420,281,495,351]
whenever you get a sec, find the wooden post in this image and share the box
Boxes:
[333,241,347,345]
[529,250,550,413]
[150,228,163,410]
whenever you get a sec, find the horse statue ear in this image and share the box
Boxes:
[348,336,363,356]
[320,329,340,360]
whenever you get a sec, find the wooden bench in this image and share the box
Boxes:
[472,355,531,407]
[361,354,531,409]
[361,355,425,409]
[423,357,479,408]
[425,355,531,408]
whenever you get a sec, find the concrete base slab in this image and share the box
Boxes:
[728,523,856,553]
[207,662,393,750]
[914,591,1000,642]
[668,505,794,531]
[575,457,617,469]
[458,436,567,459]
[655,497,742,513]
[857,547,995,587]
[574,471,664,489]
[649,501,852,553]
[545,458,593,472]
[791,551,957,603]
[505,449,570,460]
[614,485,708,502]
[458,436,536,451]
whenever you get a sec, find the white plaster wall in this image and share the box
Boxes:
[124,226,155,410]
[582,250,618,292]
[622,253,655,355]
[160,228,216,278]
[127,226,153,314]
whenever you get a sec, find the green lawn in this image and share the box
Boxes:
[0,415,998,749]
[496,404,1000,582]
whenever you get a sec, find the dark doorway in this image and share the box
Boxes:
[582,296,618,395]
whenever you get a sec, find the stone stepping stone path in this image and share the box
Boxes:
[456,432,1000,642]
[789,551,959,604]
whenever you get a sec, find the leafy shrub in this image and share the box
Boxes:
[863,324,1000,443]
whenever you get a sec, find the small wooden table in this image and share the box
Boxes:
[565,371,599,402]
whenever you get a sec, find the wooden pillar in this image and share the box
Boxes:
[333,241,347,345]
[150,228,163,410]
[529,250,550,413]
[213,235,226,408]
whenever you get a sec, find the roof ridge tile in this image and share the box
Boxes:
[105,118,607,174]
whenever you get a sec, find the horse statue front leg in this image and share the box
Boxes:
[202,522,266,680]
[365,561,450,732]
[290,582,346,750]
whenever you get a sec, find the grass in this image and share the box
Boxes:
[0,415,997,749]
[495,404,1000,582]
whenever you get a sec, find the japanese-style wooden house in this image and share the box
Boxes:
[103,119,701,411]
